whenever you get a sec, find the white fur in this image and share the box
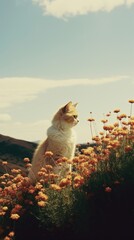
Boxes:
[47,125,76,158]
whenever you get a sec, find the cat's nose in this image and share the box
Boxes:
[77,119,79,123]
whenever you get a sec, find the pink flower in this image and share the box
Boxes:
[105,187,112,193]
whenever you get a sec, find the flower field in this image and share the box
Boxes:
[0,100,134,240]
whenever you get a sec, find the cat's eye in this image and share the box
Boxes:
[73,115,78,119]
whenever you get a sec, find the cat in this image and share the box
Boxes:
[28,101,79,183]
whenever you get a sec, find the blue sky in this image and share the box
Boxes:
[0,0,134,143]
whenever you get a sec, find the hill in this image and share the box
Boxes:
[0,134,37,175]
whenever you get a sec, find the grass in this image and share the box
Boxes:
[0,99,134,240]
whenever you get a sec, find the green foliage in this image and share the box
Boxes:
[36,186,75,228]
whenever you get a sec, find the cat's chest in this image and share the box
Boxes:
[47,126,76,144]
[47,126,76,159]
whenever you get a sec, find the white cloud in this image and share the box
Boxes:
[0,114,12,122]
[0,76,128,109]
[33,0,134,18]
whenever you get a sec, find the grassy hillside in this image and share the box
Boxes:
[0,134,37,175]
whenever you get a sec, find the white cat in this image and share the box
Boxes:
[28,101,79,183]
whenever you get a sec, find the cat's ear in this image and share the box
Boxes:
[73,103,78,107]
[62,101,72,113]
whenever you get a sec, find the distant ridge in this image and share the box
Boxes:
[0,134,37,175]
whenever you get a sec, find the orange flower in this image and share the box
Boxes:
[82,147,94,155]
[25,163,32,168]
[67,159,73,164]
[8,231,15,237]
[44,151,53,157]
[36,191,48,201]
[128,119,134,126]
[56,157,68,163]
[23,157,30,163]
[106,145,113,150]
[38,171,46,177]
[122,121,128,126]
[92,136,100,142]
[73,157,79,163]
[35,183,43,190]
[15,204,23,210]
[125,145,132,152]
[74,175,84,185]
[114,109,120,113]
[2,206,8,211]
[102,137,110,144]
[0,211,6,216]
[1,181,6,186]
[87,118,95,122]
[59,178,71,188]
[113,122,119,127]
[37,201,46,207]
[101,119,108,124]
[121,129,128,136]
[45,165,53,171]
[2,161,8,165]
[49,173,58,180]
[110,140,120,148]
[99,132,104,135]
[117,114,127,120]
[11,169,21,174]
[128,99,134,104]
[103,125,114,131]
[50,184,61,191]
[40,167,47,172]
[11,204,22,214]
[4,173,10,178]
[10,213,20,220]
[28,186,36,194]
[73,173,88,187]
[82,168,92,177]
[4,237,11,240]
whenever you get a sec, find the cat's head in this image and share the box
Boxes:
[52,101,79,129]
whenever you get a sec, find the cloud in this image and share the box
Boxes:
[0,114,12,122]
[0,76,128,109]
[33,0,134,18]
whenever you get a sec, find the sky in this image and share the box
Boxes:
[0,0,134,144]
